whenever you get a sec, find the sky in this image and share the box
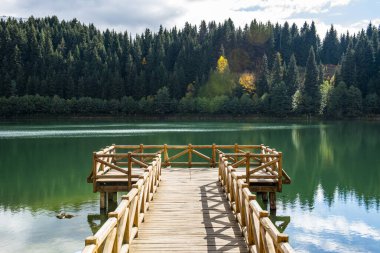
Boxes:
[1,0,380,37]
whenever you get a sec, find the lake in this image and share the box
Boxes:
[0,120,379,252]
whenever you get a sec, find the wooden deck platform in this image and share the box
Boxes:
[131,168,248,252]
[82,144,294,253]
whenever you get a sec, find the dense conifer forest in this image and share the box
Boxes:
[0,16,379,117]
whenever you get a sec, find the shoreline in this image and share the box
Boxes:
[1,114,380,122]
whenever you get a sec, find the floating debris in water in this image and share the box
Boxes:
[56,212,74,219]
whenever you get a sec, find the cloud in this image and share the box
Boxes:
[234,0,351,16]
[292,213,380,241]
[295,233,367,253]
[1,0,185,34]
[0,0,374,37]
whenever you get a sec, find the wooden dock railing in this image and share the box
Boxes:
[83,144,293,253]
[83,153,161,253]
[219,144,291,193]
[219,152,294,253]
[88,144,160,191]
[88,144,290,193]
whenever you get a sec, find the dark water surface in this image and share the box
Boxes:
[0,120,379,252]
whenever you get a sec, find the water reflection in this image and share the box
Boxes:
[0,120,379,252]
[286,184,380,252]
[87,213,108,235]
[283,122,380,210]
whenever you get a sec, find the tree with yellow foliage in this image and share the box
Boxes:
[217,55,229,73]
[239,72,256,94]
[199,55,236,97]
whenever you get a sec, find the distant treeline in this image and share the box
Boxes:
[0,16,379,117]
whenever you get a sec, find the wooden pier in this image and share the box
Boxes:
[83,144,293,253]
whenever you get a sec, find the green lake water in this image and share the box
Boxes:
[0,120,379,252]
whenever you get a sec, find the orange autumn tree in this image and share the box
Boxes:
[239,72,256,94]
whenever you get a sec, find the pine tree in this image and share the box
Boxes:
[318,64,324,84]
[271,52,283,86]
[280,22,292,63]
[341,41,357,87]
[326,81,347,118]
[256,54,270,97]
[355,33,375,95]
[303,47,320,113]
[284,54,299,97]
[154,86,173,114]
[346,85,362,117]
[270,81,291,116]
[321,25,340,64]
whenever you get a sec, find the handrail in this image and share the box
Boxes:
[88,148,160,190]
[111,144,262,169]
[218,153,295,253]
[82,154,161,253]
[88,144,290,192]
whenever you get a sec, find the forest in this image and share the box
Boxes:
[0,16,379,117]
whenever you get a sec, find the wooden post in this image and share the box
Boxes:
[164,144,169,167]
[107,192,118,210]
[269,192,276,210]
[234,143,238,162]
[100,192,106,210]
[261,192,268,202]
[211,143,216,168]
[271,148,276,173]
[260,144,265,165]
[128,152,132,190]
[140,144,144,166]
[92,152,97,193]
[245,152,250,185]
[218,152,222,180]
[278,152,283,192]
[188,144,192,168]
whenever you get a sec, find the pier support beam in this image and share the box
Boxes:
[269,192,276,210]
[100,192,118,211]
[107,192,118,210]
[100,192,106,210]
[261,192,268,202]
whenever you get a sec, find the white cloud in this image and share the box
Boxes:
[1,0,374,37]
[292,213,380,241]
[295,233,367,253]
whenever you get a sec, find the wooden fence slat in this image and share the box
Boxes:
[192,149,212,162]
[102,227,117,253]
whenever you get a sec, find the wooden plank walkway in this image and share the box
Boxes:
[130,168,248,253]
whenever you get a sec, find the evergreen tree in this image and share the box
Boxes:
[355,33,375,95]
[321,25,340,64]
[303,47,320,113]
[0,16,378,118]
[270,81,291,116]
[326,81,347,118]
[341,41,357,87]
[280,22,292,63]
[256,54,270,97]
[284,54,299,97]
[154,86,174,114]
[318,64,324,84]
[346,85,362,117]
[364,93,379,113]
[271,52,283,86]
